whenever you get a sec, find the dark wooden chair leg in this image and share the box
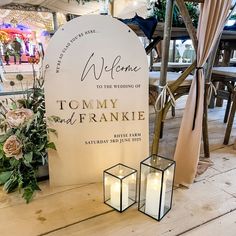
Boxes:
[216,82,225,107]
[224,92,232,123]
[224,91,236,145]
[171,105,175,117]
[203,84,210,158]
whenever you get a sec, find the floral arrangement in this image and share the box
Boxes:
[0,60,56,203]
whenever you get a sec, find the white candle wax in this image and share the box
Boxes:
[145,173,166,218]
[110,180,129,210]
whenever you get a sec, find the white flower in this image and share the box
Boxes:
[3,135,23,160]
[6,108,34,128]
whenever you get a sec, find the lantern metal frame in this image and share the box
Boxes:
[103,163,138,212]
[138,154,176,221]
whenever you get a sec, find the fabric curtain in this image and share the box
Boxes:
[174,0,231,186]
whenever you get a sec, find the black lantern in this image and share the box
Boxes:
[103,163,137,212]
[138,155,175,221]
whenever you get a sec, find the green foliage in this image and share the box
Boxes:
[0,68,56,203]
[153,0,199,27]
[0,171,13,185]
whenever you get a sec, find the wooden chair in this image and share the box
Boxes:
[211,70,236,123]
[206,36,236,145]
[210,68,236,144]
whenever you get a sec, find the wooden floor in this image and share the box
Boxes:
[0,96,236,236]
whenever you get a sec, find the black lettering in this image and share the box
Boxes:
[81,53,104,81]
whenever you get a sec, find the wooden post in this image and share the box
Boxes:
[152,109,164,155]
[176,0,198,52]
[152,0,174,155]
[160,0,174,87]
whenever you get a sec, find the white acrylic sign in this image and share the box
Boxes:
[44,15,149,186]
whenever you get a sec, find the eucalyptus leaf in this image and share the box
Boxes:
[9,158,19,167]
[24,152,33,163]
[3,174,18,193]
[0,171,13,185]
[0,134,9,143]
[37,144,46,152]
[41,155,46,165]
[23,160,32,168]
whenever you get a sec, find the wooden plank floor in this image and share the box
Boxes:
[0,96,235,236]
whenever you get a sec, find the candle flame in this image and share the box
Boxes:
[118,168,124,178]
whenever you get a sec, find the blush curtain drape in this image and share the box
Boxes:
[174,0,232,186]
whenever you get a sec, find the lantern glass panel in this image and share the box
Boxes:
[104,164,137,212]
[138,155,175,221]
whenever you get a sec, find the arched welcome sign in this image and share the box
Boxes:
[44,15,149,186]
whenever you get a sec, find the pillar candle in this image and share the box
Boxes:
[110,180,128,210]
[145,172,166,218]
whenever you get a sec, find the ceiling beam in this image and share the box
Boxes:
[0,3,52,12]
